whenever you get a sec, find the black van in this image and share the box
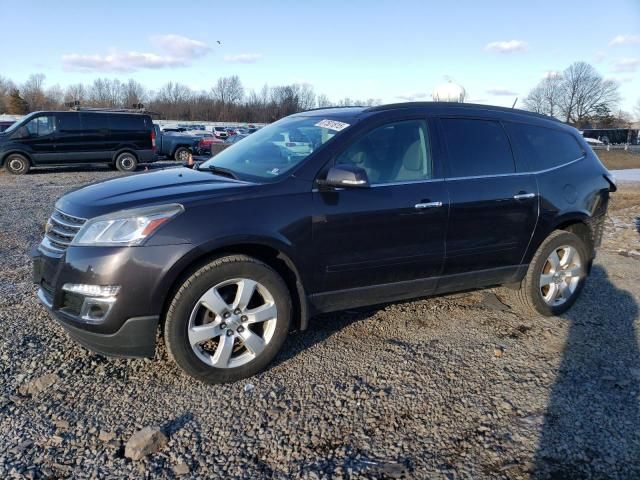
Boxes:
[0,110,156,174]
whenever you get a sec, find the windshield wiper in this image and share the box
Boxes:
[198,164,240,180]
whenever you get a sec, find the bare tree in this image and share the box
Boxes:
[121,79,147,107]
[64,83,87,104]
[524,62,620,125]
[559,62,620,124]
[524,74,563,116]
[211,76,244,105]
[21,73,47,111]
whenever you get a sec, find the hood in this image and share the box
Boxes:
[56,167,256,218]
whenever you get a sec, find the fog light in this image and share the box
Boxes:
[62,284,120,298]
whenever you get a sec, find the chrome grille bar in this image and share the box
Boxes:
[40,209,87,254]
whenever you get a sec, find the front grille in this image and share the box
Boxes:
[41,209,86,254]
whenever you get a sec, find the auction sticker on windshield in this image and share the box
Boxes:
[314,119,350,131]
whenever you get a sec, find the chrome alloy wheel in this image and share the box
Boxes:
[188,278,278,368]
[539,245,582,307]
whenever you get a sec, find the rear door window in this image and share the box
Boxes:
[440,118,515,177]
[505,123,585,171]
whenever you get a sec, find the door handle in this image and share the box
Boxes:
[513,193,536,200]
[414,201,443,209]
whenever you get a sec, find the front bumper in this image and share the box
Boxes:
[37,287,158,357]
[31,242,193,358]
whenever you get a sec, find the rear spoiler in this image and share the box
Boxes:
[604,173,617,192]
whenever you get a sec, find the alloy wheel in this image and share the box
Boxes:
[539,245,582,306]
[187,278,278,368]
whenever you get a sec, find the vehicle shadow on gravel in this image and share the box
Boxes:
[533,265,640,478]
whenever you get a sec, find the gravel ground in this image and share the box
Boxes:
[1,164,639,479]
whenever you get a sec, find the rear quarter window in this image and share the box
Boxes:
[506,123,585,172]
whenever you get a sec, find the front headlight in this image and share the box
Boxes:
[72,204,184,246]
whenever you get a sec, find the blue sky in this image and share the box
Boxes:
[2,0,639,112]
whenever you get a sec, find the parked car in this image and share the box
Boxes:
[153,125,200,161]
[1,110,156,174]
[212,126,228,139]
[0,120,15,132]
[32,102,614,384]
[223,134,248,144]
[194,132,224,155]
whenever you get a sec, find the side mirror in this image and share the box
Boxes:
[318,165,370,189]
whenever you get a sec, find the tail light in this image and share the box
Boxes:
[151,129,156,151]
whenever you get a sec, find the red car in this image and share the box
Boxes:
[195,133,224,155]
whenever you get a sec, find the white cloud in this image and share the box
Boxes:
[149,34,211,58]
[62,34,211,72]
[486,88,518,96]
[395,92,429,101]
[485,40,528,53]
[223,53,263,64]
[612,58,640,73]
[609,34,640,46]
[62,52,186,72]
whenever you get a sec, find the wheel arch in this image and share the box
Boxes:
[158,240,309,333]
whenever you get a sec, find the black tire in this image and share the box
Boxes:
[114,152,138,172]
[500,230,589,317]
[164,255,292,384]
[173,147,191,162]
[4,154,31,175]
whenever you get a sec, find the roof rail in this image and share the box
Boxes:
[64,101,159,115]
[364,101,562,123]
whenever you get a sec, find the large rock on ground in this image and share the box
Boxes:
[18,373,59,396]
[124,427,168,460]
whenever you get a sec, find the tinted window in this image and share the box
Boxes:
[57,113,81,132]
[81,113,108,130]
[24,115,56,137]
[109,114,145,130]
[336,119,432,184]
[441,118,515,177]
[506,123,585,171]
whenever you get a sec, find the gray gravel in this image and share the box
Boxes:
[1,164,639,479]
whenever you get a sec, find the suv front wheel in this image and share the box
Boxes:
[164,255,292,384]
[503,230,589,317]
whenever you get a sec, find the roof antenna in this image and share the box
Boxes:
[512,97,518,109]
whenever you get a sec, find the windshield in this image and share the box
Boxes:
[3,113,35,133]
[200,116,351,181]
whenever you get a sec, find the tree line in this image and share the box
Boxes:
[0,74,381,123]
[1,62,636,127]
[523,61,634,129]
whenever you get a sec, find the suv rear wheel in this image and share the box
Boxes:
[4,154,31,175]
[502,230,588,317]
[114,152,138,172]
[164,255,292,384]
